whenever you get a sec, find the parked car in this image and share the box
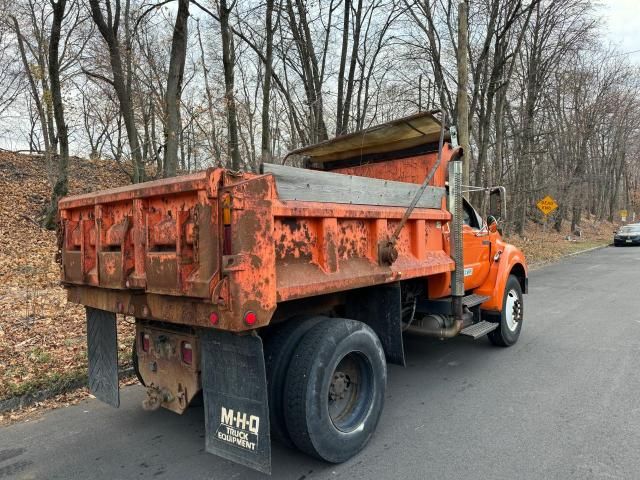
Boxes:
[614,223,640,246]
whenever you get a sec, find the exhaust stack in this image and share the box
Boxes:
[448,152,465,325]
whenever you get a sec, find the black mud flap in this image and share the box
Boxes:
[346,282,405,366]
[86,307,120,408]
[200,330,271,474]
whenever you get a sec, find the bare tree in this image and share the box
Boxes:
[88,0,145,182]
[163,0,190,176]
[218,0,241,170]
[261,0,276,162]
[43,0,69,228]
[456,0,469,185]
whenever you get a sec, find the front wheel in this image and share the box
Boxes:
[284,318,387,463]
[487,275,524,347]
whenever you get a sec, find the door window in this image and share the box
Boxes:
[462,198,481,229]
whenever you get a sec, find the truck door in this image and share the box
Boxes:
[462,199,491,290]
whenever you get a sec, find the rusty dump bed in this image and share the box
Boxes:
[60,114,457,332]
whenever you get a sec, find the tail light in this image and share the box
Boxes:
[141,332,150,352]
[244,311,257,326]
[181,341,193,365]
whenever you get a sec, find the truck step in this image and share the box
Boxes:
[460,321,498,339]
[462,294,490,308]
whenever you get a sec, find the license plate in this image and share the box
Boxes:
[626,239,632,243]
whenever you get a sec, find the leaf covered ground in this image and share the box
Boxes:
[0,152,134,408]
[0,151,618,423]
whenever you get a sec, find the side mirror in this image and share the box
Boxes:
[489,187,507,222]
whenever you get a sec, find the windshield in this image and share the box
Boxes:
[619,225,640,234]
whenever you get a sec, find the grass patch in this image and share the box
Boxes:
[564,241,609,254]
[1,368,88,401]
[28,348,53,364]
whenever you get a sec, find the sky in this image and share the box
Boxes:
[0,0,638,153]
[599,0,640,63]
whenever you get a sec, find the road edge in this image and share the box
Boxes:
[0,367,134,414]
[528,242,610,271]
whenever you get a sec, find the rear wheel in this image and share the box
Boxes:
[263,316,326,446]
[488,275,523,347]
[284,318,386,463]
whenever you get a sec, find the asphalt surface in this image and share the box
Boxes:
[2,246,640,480]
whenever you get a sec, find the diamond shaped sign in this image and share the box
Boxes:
[536,195,558,216]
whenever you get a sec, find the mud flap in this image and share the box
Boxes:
[200,330,271,474]
[86,307,120,407]
[346,282,405,366]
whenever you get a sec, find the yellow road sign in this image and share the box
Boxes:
[537,195,558,216]
[620,209,628,220]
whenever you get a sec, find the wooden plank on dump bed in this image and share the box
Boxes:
[263,163,445,209]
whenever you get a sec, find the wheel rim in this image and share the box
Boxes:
[505,289,522,332]
[327,352,374,433]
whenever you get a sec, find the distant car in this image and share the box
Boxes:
[614,224,640,246]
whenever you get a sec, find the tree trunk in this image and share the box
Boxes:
[261,0,275,163]
[43,0,69,229]
[335,0,350,135]
[163,0,190,177]
[219,0,242,170]
[11,16,51,161]
[456,1,470,186]
[339,0,363,135]
[88,0,145,182]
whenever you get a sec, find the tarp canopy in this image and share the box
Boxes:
[285,111,445,164]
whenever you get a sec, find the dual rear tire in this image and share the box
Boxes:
[265,317,387,463]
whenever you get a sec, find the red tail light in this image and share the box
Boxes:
[141,333,150,352]
[244,311,257,326]
[181,341,193,365]
[209,312,219,325]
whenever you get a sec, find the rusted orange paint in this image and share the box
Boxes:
[60,143,526,332]
[474,235,528,311]
[332,145,450,186]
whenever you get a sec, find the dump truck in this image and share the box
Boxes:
[58,112,528,474]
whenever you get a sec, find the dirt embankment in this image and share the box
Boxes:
[0,152,134,408]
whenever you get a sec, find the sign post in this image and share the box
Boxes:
[536,195,559,231]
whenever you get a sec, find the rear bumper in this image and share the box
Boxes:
[614,237,640,246]
[67,285,224,329]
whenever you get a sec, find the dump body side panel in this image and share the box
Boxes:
[59,170,222,300]
[271,201,454,302]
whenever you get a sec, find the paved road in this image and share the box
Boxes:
[2,246,640,480]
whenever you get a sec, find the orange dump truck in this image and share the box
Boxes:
[58,112,527,473]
